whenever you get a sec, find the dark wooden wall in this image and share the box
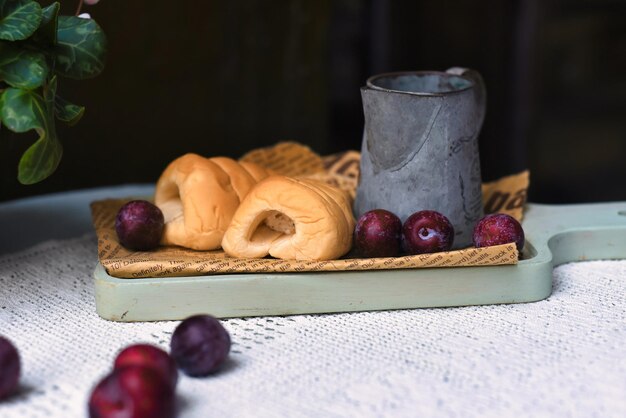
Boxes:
[1,0,624,203]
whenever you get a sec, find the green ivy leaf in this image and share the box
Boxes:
[0,0,42,41]
[0,87,45,133]
[54,15,107,79]
[18,125,62,184]
[0,42,48,89]
[0,80,63,184]
[55,95,84,126]
[33,2,59,46]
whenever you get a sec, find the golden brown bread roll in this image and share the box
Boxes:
[222,175,356,261]
[154,153,271,250]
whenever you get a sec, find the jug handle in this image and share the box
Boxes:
[446,67,487,126]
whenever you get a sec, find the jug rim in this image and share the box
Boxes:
[365,71,474,97]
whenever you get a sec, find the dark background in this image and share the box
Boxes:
[1,0,625,203]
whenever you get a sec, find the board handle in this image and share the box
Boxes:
[522,202,626,266]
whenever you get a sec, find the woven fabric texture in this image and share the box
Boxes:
[0,235,624,417]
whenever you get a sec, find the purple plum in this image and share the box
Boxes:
[0,336,20,400]
[88,365,175,418]
[402,210,454,255]
[170,315,230,377]
[472,213,525,252]
[354,209,402,257]
[114,344,178,390]
[115,200,164,251]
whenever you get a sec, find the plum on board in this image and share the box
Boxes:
[402,210,454,255]
[354,209,402,257]
[0,336,20,400]
[88,365,175,418]
[472,213,525,252]
[170,315,231,377]
[115,200,164,251]
[114,344,178,390]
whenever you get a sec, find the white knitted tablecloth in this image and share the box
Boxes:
[0,234,624,418]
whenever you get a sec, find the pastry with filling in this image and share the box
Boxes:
[154,153,271,250]
[222,175,355,261]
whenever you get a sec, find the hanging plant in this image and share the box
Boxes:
[0,0,106,184]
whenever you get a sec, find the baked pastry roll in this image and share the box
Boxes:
[155,153,271,250]
[222,176,356,261]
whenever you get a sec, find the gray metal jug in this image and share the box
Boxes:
[355,67,486,248]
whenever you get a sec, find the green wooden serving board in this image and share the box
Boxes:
[94,202,626,322]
